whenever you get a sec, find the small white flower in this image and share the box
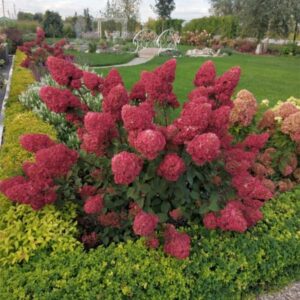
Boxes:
[274,116,283,124]
[261,99,269,106]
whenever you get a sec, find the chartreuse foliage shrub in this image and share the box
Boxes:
[0,50,79,265]
[0,188,299,299]
[186,187,300,299]
[0,240,190,300]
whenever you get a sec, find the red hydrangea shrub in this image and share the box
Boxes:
[3,57,296,259]
[19,27,72,80]
[0,136,78,210]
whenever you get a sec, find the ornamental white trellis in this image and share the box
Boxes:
[97,17,128,39]
[133,28,180,54]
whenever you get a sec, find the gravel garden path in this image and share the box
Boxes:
[94,56,154,69]
[257,282,300,299]
[94,47,160,69]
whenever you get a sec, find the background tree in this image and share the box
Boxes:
[84,8,93,32]
[17,11,34,21]
[290,0,300,41]
[33,13,44,23]
[210,0,299,40]
[100,0,141,33]
[42,11,64,37]
[152,0,175,20]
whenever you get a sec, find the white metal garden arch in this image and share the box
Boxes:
[97,17,128,39]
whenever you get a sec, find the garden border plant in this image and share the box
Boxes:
[0,51,79,265]
[0,40,299,299]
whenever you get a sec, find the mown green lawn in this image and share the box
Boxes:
[95,53,300,107]
[67,50,136,67]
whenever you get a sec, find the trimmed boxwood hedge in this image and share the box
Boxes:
[0,50,299,299]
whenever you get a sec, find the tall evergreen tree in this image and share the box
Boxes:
[84,8,93,32]
[42,10,63,37]
[152,0,175,20]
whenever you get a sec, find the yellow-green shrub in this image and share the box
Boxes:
[0,200,80,265]
[0,50,79,265]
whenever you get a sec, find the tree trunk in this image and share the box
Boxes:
[293,22,298,42]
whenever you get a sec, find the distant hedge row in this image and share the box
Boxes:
[183,16,239,38]
[145,16,239,38]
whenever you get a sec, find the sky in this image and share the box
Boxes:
[2,0,210,22]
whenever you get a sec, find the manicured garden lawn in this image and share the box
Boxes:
[96,53,300,107]
[67,50,136,67]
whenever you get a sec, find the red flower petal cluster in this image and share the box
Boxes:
[215,66,241,105]
[0,176,27,194]
[35,144,79,177]
[281,111,300,142]
[98,211,122,228]
[171,98,212,145]
[39,86,82,113]
[81,112,118,156]
[102,68,124,97]
[204,200,263,233]
[36,27,45,45]
[134,129,166,160]
[203,212,218,229]
[46,56,83,88]
[84,195,104,214]
[79,185,97,200]
[139,59,179,108]
[102,85,129,121]
[128,202,142,217]
[20,134,56,153]
[0,141,78,210]
[242,133,270,152]
[232,172,273,202]
[169,208,183,221]
[81,232,98,248]
[186,133,220,166]
[129,80,146,102]
[275,102,299,119]
[83,71,104,94]
[224,148,256,175]
[163,224,191,259]
[193,60,216,87]
[157,153,186,181]
[146,236,160,249]
[209,105,231,137]
[154,58,176,83]
[133,211,159,236]
[230,89,258,127]
[111,151,143,185]
[121,102,154,131]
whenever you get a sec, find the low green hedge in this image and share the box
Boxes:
[1,187,299,299]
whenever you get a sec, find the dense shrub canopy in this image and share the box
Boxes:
[6,30,300,261]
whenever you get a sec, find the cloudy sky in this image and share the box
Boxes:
[4,0,210,22]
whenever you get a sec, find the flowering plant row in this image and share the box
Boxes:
[18,27,72,81]
[1,52,299,259]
